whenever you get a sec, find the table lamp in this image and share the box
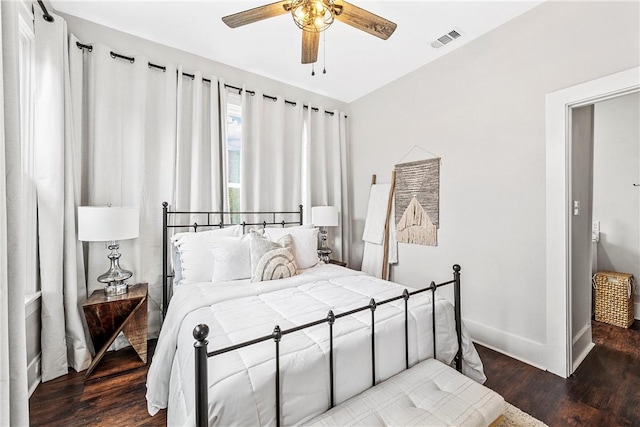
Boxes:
[78,206,139,296]
[311,206,339,263]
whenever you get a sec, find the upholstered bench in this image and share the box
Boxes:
[305,358,506,427]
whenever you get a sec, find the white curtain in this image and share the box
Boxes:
[71,39,177,339]
[138,48,178,326]
[0,1,29,424]
[240,89,304,213]
[68,38,228,345]
[218,79,231,212]
[25,23,350,388]
[304,108,350,263]
[34,12,91,382]
[238,90,349,260]
[174,69,224,223]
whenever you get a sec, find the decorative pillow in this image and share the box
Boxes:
[249,230,294,274]
[171,225,242,283]
[264,226,319,269]
[210,236,251,282]
[251,247,297,283]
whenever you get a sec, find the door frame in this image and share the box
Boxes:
[545,67,640,377]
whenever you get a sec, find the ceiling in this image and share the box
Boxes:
[49,1,544,103]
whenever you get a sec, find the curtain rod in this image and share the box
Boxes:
[75,42,342,117]
[36,0,55,22]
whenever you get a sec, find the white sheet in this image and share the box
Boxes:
[146,264,485,426]
[361,184,398,279]
[362,184,391,245]
[361,242,385,279]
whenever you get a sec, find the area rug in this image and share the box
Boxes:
[497,402,549,427]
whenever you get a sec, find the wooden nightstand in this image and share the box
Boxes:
[82,283,148,380]
[328,259,347,268]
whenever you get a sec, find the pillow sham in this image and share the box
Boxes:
[210,236,251,282]
[171,225,242,283]
[172,247,183,285]
[264,226,319,269]
[250,232,297,282]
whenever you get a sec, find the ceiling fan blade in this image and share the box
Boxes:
[333,0,397,40]
[301,30,319,64]
[222,1,290,28]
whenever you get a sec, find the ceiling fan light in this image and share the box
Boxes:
[291,0,335,33]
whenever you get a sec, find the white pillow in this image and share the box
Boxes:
[171,225,242,283]
[211,236,251,282]
[264,226,319,269]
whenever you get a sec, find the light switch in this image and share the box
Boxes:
[592,221,600,242]
[573,200,580,216]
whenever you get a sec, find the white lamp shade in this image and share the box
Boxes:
[312,206,339,227]
[78,206,139,242]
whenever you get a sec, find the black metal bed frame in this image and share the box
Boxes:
[192,264,463,427]
[161,202,304,316]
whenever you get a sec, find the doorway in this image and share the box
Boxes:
[570,92,640,373]
[545,67,640,378]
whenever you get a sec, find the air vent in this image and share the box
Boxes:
[431,29,463,49]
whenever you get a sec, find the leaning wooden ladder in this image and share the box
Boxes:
[370,172,396,279]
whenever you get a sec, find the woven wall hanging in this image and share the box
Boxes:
[394,158,440,246]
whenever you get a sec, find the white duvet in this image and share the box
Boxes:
[146,264,485,426]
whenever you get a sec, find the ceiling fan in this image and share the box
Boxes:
[222,0,397,65]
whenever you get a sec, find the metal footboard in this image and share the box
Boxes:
[193,264,463,427]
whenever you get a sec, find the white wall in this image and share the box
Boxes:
[593,92,640,317]
[349,1,639,368]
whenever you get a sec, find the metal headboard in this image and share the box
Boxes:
[161,202,304,317]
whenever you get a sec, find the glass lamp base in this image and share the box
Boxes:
[318,248,332,263]
[104,282,128,297]
[318,227,333,263]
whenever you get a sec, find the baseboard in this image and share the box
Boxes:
[636,302,640,320]
[573,341,595,373]
[572,322,591,346]
[572,322,594,373]
[463,318,547,371]
[27,353,41,398]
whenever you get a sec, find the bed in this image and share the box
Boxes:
[146,204,486,426]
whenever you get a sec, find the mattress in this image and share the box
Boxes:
[146,264,486,426]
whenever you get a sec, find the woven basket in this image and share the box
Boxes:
[593,271,635,328]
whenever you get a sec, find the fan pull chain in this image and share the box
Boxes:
[311,63,315,76]
[323,32,327,74]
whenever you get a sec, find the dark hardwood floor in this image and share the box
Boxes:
[29,341,166,426]
[479,320,640,426]
[29,320,640,426]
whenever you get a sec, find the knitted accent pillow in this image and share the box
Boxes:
[251,247,298,282]
[249,230,297,282]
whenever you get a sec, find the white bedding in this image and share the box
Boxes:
[146,264,485,426]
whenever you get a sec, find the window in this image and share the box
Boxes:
[226,93,242,214]
[17,1,39,300]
